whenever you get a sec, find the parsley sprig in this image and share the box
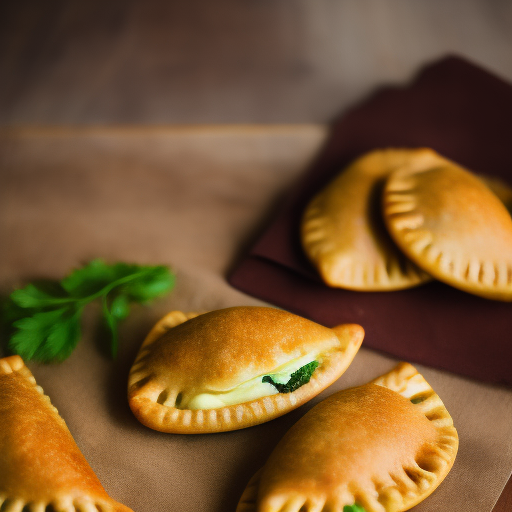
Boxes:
[3,260,175,362]
[262,361,319,393]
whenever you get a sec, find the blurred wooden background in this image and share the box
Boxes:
[1,0,512,125]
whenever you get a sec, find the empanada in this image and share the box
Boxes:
[479,175,512,213]
[301,149,431,291]
[0,355,132,512]
[383,149,512,300]
[128,307,364,434]
[237,362,458,512]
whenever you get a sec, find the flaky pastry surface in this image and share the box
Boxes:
[0,355,132,512]
[237,362,458,512]
[301,149,431,290]
[383,149,512,300]
[128,307,364,433]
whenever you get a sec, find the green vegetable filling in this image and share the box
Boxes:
[343,505,366,512]
[262,360,319,393]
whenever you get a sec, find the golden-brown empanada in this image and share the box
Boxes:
[301,149,431,291]
[479,175,512,213]
[0,355,133,512]
[383,149,512,301]
[128,307,364,434]
[237,362,458,512]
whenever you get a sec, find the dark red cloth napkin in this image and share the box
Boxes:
[229,55,512,387]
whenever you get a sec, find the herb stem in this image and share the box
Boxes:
[73,269,155,304]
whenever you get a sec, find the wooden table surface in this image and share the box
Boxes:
[1,2,511,510]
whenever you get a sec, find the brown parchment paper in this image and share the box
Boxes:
[1,127,511,512]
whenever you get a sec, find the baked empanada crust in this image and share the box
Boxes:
[301,149,431,291]
[383,149,512,300]
[237,363,458,512]
[128,307,364,434]
[0,356,132,512]
[480,175,512,213]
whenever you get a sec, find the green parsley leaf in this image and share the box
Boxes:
[262,361,319,393]
[62,260,144,297]
[3,260,175,362]
[110,294,130,320]
[11,283,71,309]
[123,266,176,302]
[10,307,82,362]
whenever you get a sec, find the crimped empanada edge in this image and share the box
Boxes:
[382,165,512,301]
[0,495,132,512]
[371,362,458,511]
[300,153,431,291]
[236,362,458,512]
[128,312,364,434]
[0,356,133,512]
[0,355,64,428]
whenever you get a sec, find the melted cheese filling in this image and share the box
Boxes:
[183,354,319,410]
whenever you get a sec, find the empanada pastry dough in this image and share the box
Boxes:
[383,149,512,300]
[479,175,512,214]
[301,149,431,290]
[237,362,458,512]
[128,307,364,433]
[0,355,132,512]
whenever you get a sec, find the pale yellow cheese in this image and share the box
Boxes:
[183,354,319,410]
